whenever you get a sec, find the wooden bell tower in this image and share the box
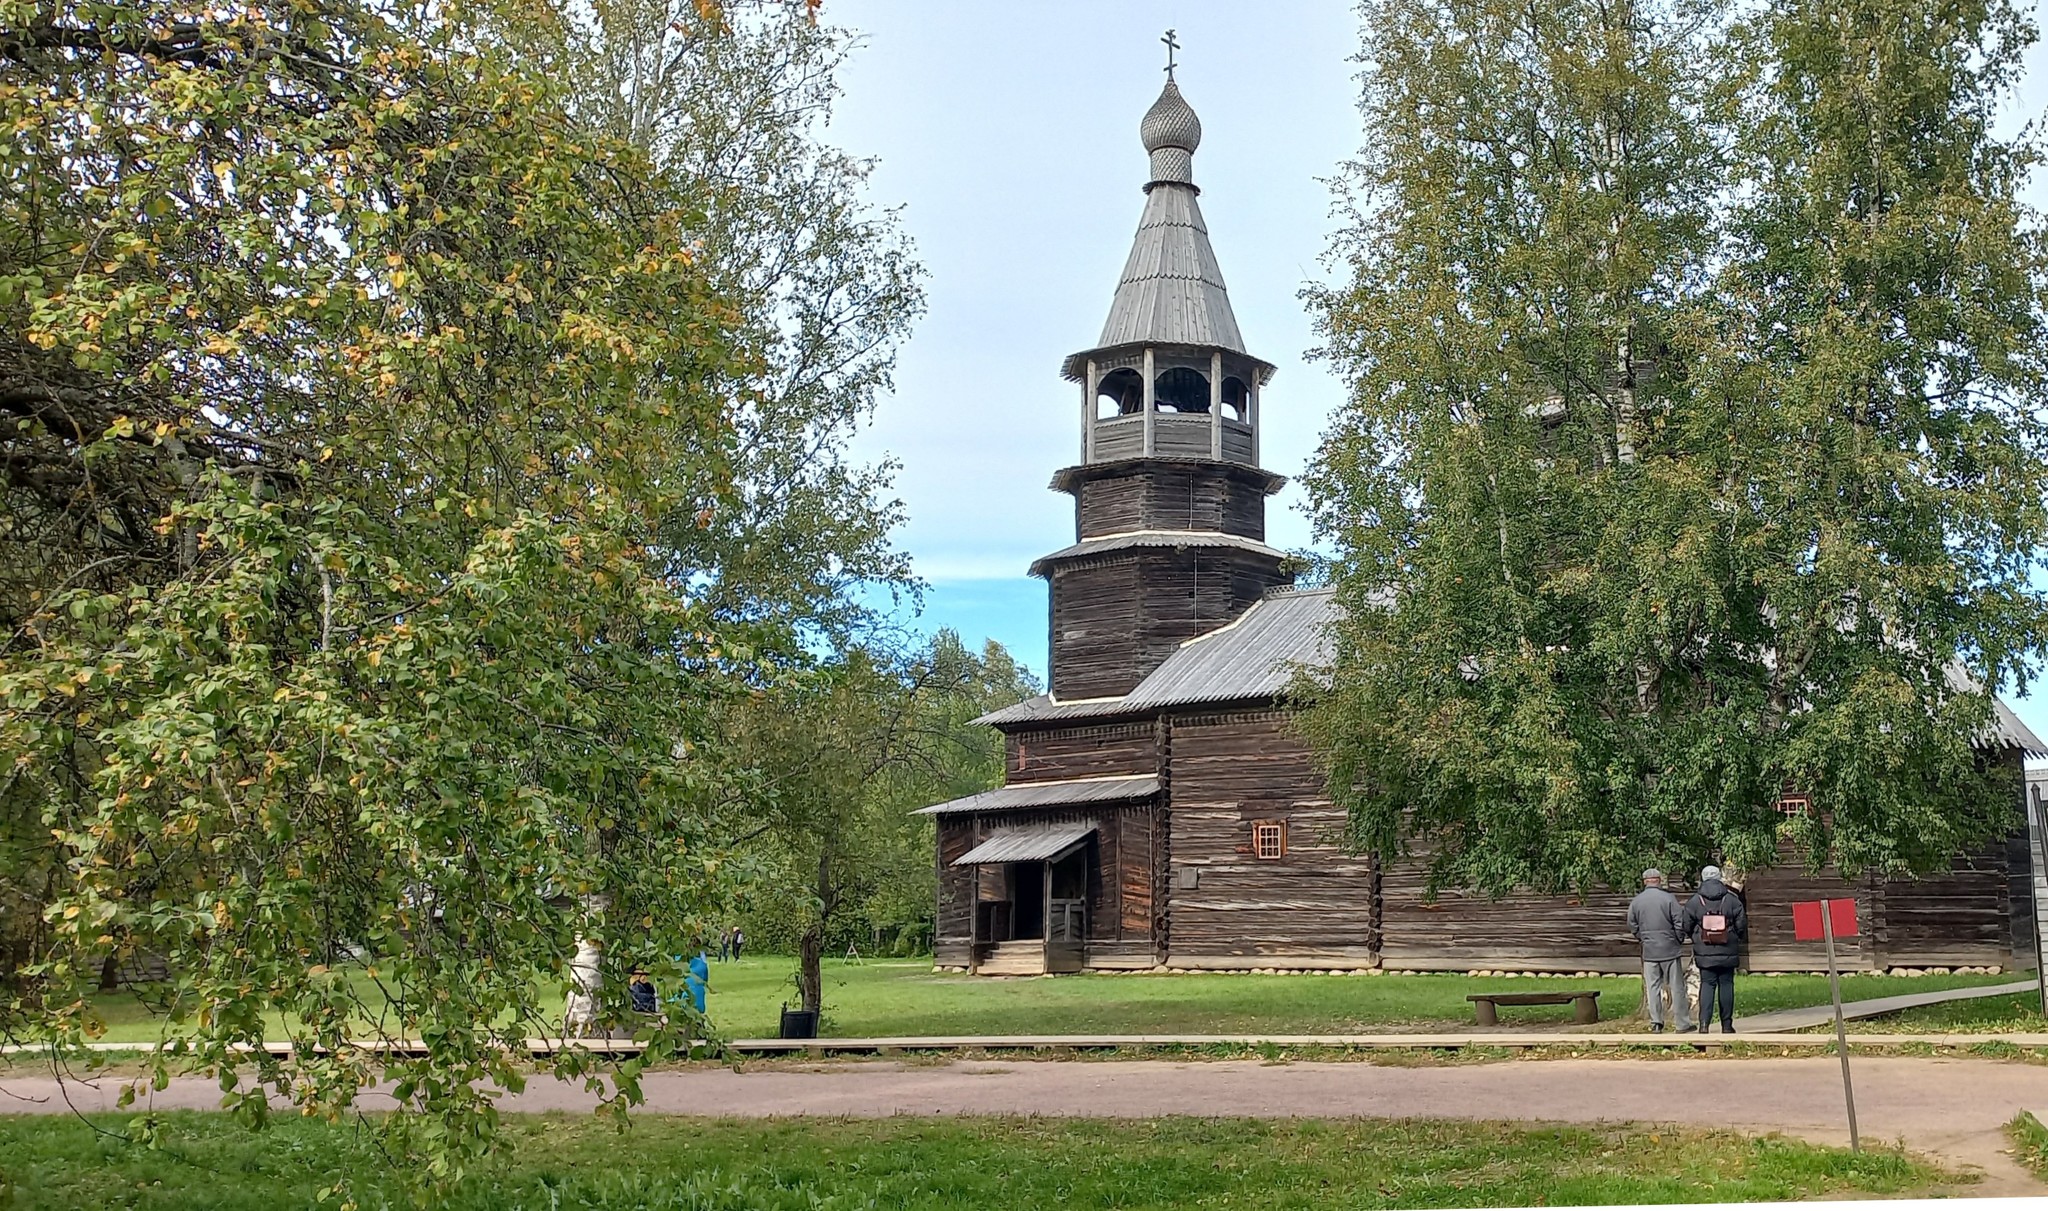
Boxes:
[1035,70,1292,701]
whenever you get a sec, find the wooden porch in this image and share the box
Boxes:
[958,826,1094,976]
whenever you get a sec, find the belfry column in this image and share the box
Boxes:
[1033,59,1293,701]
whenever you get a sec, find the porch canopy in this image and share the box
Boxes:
[915,773,1159,816]
[953,824,1095,867]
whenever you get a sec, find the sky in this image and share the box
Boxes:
[824,1,2048,743]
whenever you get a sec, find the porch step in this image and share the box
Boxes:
[976,941,1046,977]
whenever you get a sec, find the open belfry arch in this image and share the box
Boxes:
[916,48,2046,979]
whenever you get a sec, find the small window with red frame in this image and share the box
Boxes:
[1252,820,1286,860]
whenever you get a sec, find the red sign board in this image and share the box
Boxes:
[1792,898,1859,941]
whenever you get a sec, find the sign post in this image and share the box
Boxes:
[2031,786,2048,1020]
[1794,897,1860,1152]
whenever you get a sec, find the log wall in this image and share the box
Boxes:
[1048,549,1288,700]
[1875,841,2010,969]
[946,712,2037,974]
[933,818,976,966]
[1378,837,2027,974]
[1737,851,1877,973]
[1007,721,1159,783]
[1073,463,1273,542]
[1377,856,1647,974]
[1163,711,1379,966]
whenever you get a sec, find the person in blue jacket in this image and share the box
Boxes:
[678,947,709,1016]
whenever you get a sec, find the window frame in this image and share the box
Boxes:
[1251,819,1287,861]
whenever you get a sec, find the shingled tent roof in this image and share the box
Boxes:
[1058,80,1275,385]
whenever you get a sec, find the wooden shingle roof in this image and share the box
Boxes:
[978,587,1336,726]
[1058,79,1275,384]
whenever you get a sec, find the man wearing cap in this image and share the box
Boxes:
[1627,868,1692,1033]
[1685,864,1748,1033]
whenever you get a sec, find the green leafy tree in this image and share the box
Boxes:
[549,0,925,648]
[0,0,861,1184]
[730,632,1033,1014]
[1304,0,2048,896]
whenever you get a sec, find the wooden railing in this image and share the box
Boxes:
[1091,413,1252,463]
[1048,899,1086,942]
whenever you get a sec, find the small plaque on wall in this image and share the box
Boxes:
[1178,866,1200,890]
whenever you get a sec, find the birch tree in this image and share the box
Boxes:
[550,0,924,648]
[1303,0,2048,894]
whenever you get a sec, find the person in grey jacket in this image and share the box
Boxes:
[1626,869,1693,1033]
[1685,865,1748,1033]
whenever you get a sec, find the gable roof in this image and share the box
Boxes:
[978,586,1336,726]
[953,824,1096,865]
[1122,585,1338,709]
[1949,665,2048,755]
[976,586,2047,757]
[1991,697,2046,755]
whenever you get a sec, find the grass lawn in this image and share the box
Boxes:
[73,959,2025,1043]
[689,958,2022,1038]
[0,1112,1951,1209]
[2011,1111,2048,1177]
[1833,988,2047,1033]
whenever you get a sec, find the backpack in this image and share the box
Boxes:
[1699,896,1732,945]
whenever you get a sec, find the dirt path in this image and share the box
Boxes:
[5,1055,2043,1194]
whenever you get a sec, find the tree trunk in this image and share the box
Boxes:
[796,928,822,1014]
[798,846,835,1014]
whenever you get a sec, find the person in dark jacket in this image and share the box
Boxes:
[628,967,659,1015]
[1626,868,1693,1033]
[1684,865,1748,1033]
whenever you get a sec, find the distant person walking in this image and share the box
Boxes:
[1627,868,1693,1033]
[717,927,733,962]
[1685,865,1748,1033]
[731,928,745,962]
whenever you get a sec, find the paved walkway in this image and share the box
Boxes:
[1738,979,2040,1032]
[11,1029,2048,1058]
[3,1055,2043,1193]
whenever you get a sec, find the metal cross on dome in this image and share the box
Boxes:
[1161,29,1179,80]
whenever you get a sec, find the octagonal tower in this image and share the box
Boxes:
[1036,76,1293,701]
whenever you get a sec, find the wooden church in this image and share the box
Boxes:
[917,73,2048,979]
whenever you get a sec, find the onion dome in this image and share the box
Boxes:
[1140,81,1201,186]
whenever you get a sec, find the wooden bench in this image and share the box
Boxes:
[1467,990,1601,1026]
